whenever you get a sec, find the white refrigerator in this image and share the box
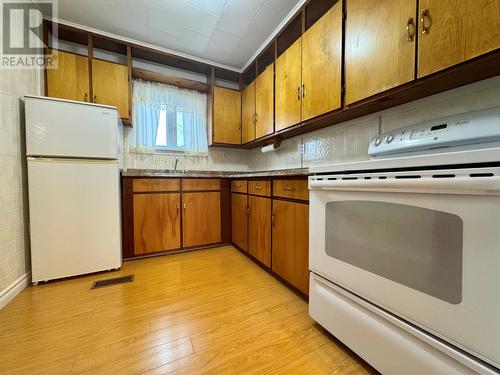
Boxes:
[25,96,122,283]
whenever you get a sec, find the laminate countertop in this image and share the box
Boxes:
[121,168,311,178]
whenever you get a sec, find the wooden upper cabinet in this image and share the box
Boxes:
[302,2,343,120]
[345,0,416,105]
[133,193,181,255]
[275,38,302,131]
[248,196,271,267]
[213,86,242,144]
[182,192,221,248]
[231,193,248,251]
[255,64,274,138]
[466,0,500,60]
[418,0,500,78]
[92,59,130,119]
[241,81,256,144]
[272,200,309,295]
[46,50,89,103]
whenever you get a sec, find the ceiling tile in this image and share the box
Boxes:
[214,0,267,36]
[55,0,302,69]
[149,0,219,37]
[187,0,228,17]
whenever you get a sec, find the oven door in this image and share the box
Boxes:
[309,168,500,369]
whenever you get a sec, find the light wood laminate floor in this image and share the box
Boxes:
[0,246,376,375]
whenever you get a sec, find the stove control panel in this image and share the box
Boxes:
[369,107,500,157]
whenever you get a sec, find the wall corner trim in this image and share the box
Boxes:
[0,272,31,310]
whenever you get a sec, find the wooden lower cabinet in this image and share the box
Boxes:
[231,193,248,251]
[133,193,181,255]
[248,196,271,267]
[272,200,309,295]
[182,192,221,248]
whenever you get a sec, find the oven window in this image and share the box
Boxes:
[325,201,463,304]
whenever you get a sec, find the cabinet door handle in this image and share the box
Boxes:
[93,95,97,103]
[284,186,295,191]
[420,9,431,34]
[176,203,180,215]
[183,202,186,210]
[271,213,276,226]
[84,93,88,102]
[246,206,250,216]
[297,86,301,100]
[301,83,305,98]
[406,17,415,41]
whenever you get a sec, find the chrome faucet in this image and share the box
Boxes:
[174,158,179,172]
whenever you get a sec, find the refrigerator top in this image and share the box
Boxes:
[24,95,119,111]
[24,95,120,160]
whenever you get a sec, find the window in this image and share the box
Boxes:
[130,78,208,154]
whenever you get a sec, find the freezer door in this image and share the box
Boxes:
[25,96,119,159]
[28,158,122,282]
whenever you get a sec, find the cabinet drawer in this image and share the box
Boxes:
[273,180,309,201]
[231,180,248,193]
[248,180,271,197]
[182,178,220,191]
[133,178,180,192]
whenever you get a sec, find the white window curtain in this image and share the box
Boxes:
[130,79,208,155]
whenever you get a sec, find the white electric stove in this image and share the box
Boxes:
[308,107,500,375]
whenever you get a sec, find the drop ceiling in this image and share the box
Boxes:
[55,0,302,70]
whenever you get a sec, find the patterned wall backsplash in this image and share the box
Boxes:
[250,75,500,172]
[123,75,500,174]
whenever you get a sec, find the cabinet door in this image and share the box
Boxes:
[345,0,416,105]
[255,64,274,138]
[418,0,500,78]
[241,81,256,144]
[92,59,130,119]
[418,0,467,77]
[275,38,302,131]
[231,193,248,251]
[466,0,500,61]
[248,196,271,267]
[302,2,342,120]
[213,86,242,144]
[182,192,221,248]
[272,200,309,294]
[46,50,89,102]
[133,193,181,255]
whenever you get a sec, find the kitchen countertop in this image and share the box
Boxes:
[121,168,311,178]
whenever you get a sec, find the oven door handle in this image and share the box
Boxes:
[309,176,500,195]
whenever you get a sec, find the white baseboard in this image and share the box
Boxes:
[0,272,31,310]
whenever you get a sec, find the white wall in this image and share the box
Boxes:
[250,75,500,171]
[0,57,43,297]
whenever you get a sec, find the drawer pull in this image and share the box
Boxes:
[421,8,431,34]
[284,186,295,191]
[255,186,263,190]
[406,17,415,41]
